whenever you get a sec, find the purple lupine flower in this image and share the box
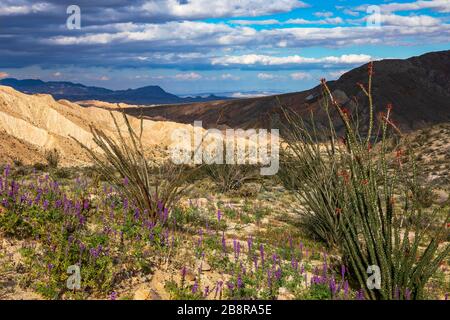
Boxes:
[203,286,210,297]
[217,209,222,223]
[405,288,411,300]
[291,258,298,271]
[237,275,243,289]
[157,200,163,213]
[123,198,129,210]
[90,247,99,259]
[181,266,187,283]
[322,262,328,278]
[247,236,253,254]
[253,256,258,270]
[260,244,265,267]
[341,265,346,280]
[267,270,272,288]
[329,277,337,298]
[110,292,118,300]
[272,253,278,265]
[42,200,49,210]
[226,281,234,292]
[83,199,89,210]
[55,199,62,208]
[215,281,223,299]
[123,177,129,186]
[163,207,169,223]
[445,293,448,300]
[300,264,304,275]
[192,281,198,294]
[4,164,10,177]
[221,233,226,253]
[275,268,282,281]
[133,208,140,220]
[343,280,349,299]
[356,289,365,300]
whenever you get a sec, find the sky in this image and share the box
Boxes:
[0,0,449,96]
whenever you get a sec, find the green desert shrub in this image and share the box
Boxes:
[72,111,192,223]
[203,163,260,193]
[45,148,60,168]
[279,62,449,300]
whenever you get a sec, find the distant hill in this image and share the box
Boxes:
[0,78,228,105]
[124,50,450,133]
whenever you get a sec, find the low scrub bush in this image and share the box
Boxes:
[279,62,449,299]
[73,112,192,223]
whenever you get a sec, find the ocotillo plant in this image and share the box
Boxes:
[279,62,449,299]
[73,111,190,223]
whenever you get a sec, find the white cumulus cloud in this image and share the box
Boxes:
[212,54,373,66]
[141,0,309,19]
[290,72,312,80]
[174,72,202,80]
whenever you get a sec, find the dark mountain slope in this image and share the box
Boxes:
[126,50,450,132]
[0,78,227,105]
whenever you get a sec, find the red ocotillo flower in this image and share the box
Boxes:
[341,107,351,118]
[368,61,374,76]
[339,170,350,184]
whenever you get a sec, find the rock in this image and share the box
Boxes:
[185,269,197,281]
[133,287,151,300]
[149,289,162,300]
[433,189,449,204]
[277,287,295,300]
[197,260,211,272]
[133,287,163,300]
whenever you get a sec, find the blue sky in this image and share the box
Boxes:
[0,0,449,96]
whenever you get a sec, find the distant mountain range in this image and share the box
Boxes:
[0,78,228,105]
[124,50,450,132]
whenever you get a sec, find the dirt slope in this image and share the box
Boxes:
[0,86,197,166]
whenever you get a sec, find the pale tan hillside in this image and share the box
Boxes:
[0,86,198,166]
[76,100,142,110]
